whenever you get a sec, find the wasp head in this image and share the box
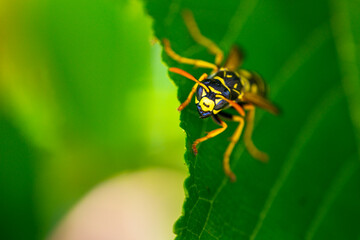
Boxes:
[195,81,228,118]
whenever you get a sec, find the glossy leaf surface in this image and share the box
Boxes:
[144,0,360,239]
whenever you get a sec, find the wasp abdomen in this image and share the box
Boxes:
[238,69,266,97]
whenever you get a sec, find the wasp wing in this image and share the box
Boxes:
[223,46,244,71]
[243,92,280,115]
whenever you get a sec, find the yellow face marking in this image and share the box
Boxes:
[199,97,215,112]
[214,76,231,92]
[195,96,199,104]
[202,88,206,97]
[215,98,221,105]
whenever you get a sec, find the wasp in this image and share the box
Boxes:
[163,10,279,182]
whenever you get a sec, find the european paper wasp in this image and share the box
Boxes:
[164,10,279,182]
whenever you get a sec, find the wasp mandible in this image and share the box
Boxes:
[163,10,279,182]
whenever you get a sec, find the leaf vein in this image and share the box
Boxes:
[271,23,331,97]
[330,0,360,157]
[220,0,260,47]
[305,158,360,240]
[164,0,183,26]
[197,177,229,238]
[249,88,342,240]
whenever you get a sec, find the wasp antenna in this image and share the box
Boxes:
[169,67,196,81]
[216,95,245,116]
[169,67,210,92]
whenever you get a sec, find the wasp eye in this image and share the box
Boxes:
[202,89,206,97]
[215,98,221,105]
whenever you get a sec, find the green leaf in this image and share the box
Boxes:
[144,0,360,239]
[0,111,39,240]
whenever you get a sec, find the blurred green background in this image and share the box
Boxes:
[0,0,186,239]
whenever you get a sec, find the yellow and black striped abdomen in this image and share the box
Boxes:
[238,69,266,97]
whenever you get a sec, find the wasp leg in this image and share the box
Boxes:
[192,115,227,155]
[182,10,224,66]
[178,83,198,111]
[163,39,217,70]
[243,104,269,162]
[178,73,208,111]
[216,95,245,116]
[220,114,244,182]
